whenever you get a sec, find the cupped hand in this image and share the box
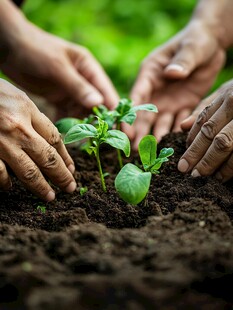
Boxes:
[178,80,233,182]
[0,21,119,120]
[130,20,225,149]
[0,79,77,201]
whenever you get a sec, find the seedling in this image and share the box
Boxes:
[79,186,88,196]
[115,135,174,205]
[64,117,130,192]
[55,98,158,168]
[93,99,158,167]
[36,205,47,214]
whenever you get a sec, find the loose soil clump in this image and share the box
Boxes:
[0,132,232,309]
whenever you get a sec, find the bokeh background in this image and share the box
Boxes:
[20,0,233,97]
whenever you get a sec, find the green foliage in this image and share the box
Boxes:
[115,135,174,205]
[36,205,47,213]
[64,117,130,191]
[79,186,88,196]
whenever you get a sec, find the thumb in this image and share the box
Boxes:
[180,114,196,131]
[55,65,104,109]
[164,42,203,79]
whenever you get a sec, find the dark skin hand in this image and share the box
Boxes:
[0,79,77,201]
[179,80,233,182]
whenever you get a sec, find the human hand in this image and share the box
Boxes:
[178,80,233,182]
[0,19,119,120]
[130,20,225,149]
[0,79,77,201]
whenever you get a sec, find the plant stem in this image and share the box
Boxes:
[116,122,123,169]
[95,144,107,192]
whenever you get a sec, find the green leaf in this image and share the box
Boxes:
[115,163,151,205]
[132,103,158,113]
[139,135,157,170]
[105,130,130,157]
[116,98,132,115]
[97,117,109,137]
[158,147,174,158]
[120,111,137,125]
[151,157,168,172]
[64,124,97,144]
[55,117,82,134]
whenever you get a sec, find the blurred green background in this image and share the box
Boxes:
[21,0,233,96]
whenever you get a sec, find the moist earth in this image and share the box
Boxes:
[0,132,232,310]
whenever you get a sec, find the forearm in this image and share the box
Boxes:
[191,0,233,49]
[0,0,28,62]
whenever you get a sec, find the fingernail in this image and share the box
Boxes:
[68,164,75,174]
[46,191,55,202]
[166,64,184,72]
[84,93,103,106]
[178,158,189,173]
[181,115,193,124]
[191,169,201,177]
[65,181,77,193]
[215,172,223,181]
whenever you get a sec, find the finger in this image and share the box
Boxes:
[22,131,76,194]
[130,64,163,105]
[153,112,174,142]
[0,159,11,190]
[216,152,233,183]
[186,95,224,147]
[178,99,233,174]
[75,49,119,110]
[164,40,210,79]
[5,149,56,201]
[191,121,233,178]
[132,111,156,150]
[31,110,75,174]
[181,92,219,132]
[172,108,191,132]
[52,63,104,109]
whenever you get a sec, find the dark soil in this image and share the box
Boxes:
[0,132,233,310]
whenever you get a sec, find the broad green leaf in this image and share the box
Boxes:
[158,148,174,158]
[105,130,130,157]
[55,117,82,134]
[64,124,97,144]
[139,135,157,170]
[115,163,151,205]
[116,98,132,116]
[120,111,136,125]
[132,104,158,113]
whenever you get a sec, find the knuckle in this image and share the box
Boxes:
[47,128,61,148]
[200,120,217,140]
[214,133,232,152]
[21,163,40,183]
[43,146,58,169]
[196,108,207,126]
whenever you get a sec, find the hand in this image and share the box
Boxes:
[130,20,225,148]
[178,80,233,182]
[0,79,77,201]
[0,20,119,120]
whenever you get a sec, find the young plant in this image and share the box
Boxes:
[64,117,130,192]
[94,98,158,168]
[36,205,47,214]
[115,135,174,205]
[79,186,88,196]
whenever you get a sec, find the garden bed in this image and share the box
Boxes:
[0,132,233,309]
